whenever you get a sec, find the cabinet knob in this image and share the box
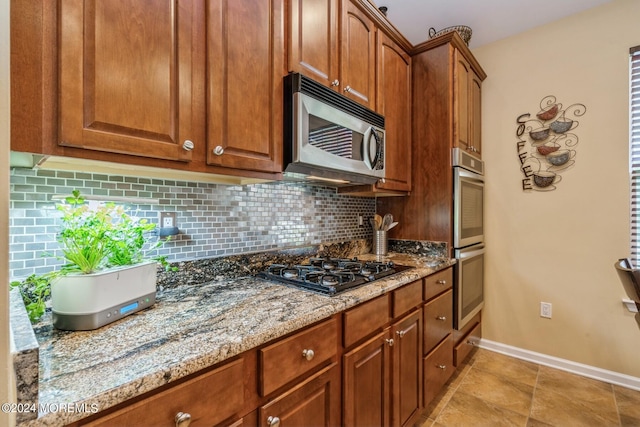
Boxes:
[396,329,406,338]
[267,416,281,427]
[182,140,195,151]
[436,316,447,321]
[437,364,447,370]
[436,279,447,285]
[467,339,477,346]
[385,338,394,347]
[302,349,315,361]
[213,145,224,156]
[175,412,192,427]
[331,79,340,87]
[343,85,352,93]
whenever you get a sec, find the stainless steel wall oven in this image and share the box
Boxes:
[452,148,485,330]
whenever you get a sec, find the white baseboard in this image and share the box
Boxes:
[479,339,640,391]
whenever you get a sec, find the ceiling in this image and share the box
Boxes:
[372,0,613,48]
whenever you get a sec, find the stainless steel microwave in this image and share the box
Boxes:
[283,73,385,185]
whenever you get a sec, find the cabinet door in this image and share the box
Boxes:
[376,32,411,192]
[470,71,483,157]
[58,0,203,162]
[340,0,376,109]
[259,363,340,427]
[207,0,283,173]
[392,310,422,427]
[453,49,471,154]
[288,0,339,88]
[343,329,392,427]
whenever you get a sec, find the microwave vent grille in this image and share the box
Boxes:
[291,73,385,129]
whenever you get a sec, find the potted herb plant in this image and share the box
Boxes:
[12,190,172,330]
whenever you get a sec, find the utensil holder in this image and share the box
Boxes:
[373,230,388,256]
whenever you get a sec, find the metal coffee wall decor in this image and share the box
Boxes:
[515,96,587,191]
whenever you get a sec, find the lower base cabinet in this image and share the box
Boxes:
[343,329,392,427]
[259,363,341,427]
[391,309,422,427]
[82,358,245,427]
[423,335,455,407]
[342,299,423,427]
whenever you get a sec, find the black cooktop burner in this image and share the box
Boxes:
[257,257,412,295]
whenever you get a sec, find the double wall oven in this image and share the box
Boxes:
[452,148,485,330]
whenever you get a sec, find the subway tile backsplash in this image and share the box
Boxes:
[9,168,376,280]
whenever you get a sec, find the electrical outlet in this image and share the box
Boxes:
[540,302,552,319]
[160,212,176,228]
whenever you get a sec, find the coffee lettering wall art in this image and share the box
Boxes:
[515,96,586,191]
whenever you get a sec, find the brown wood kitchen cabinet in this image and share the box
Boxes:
[375,32,412,193]
[11,0,282,181]
[377,31,486,244]
[454,49,483,158]
[206,0,284,173]
[343,281,423,427]
[288,0,376,110]
[422,267,455,407]
[57,0,204,163]
[258,317,341,427]
[80,358,246,427]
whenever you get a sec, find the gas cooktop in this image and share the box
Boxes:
[257,257,412,295]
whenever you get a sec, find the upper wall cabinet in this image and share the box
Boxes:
[58,0,204,162]
[206,0,283,173]
[376,32,411,192]
[340,1,376,110]
[287,0,339,89]
[454,50,483,158]
[11,0,283,182]
[288,0,376,110]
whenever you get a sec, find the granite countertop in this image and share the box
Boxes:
[17,251,454,427]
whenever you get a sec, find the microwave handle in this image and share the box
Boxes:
[362,127,380,170]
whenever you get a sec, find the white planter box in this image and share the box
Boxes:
[51,261,157,330]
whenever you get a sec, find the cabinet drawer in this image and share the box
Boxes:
[343,294,390,348]
[424,268,453,301]
[454,321,481,367]
[84,358,244,427]
[423,334,454,407]
[423,289,453,355]
[260,317,337,397]
[392,279,423,318]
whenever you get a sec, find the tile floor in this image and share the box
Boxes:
[416,348,640,427]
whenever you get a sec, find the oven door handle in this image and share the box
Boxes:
[456,244,485,260]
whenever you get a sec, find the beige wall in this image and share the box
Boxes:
[474,0,640,377]
[1,0,15,425]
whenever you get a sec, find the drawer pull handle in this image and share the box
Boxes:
[467,339,477,346]
[436,316,447,321]
[437,364,447,370]
[302,349,315,361]
[385,338,394,347]
[396,329,406,338]
[182,140,195,151]
[436,279,447,285]
[267,416,281,427]
[175,412,192,427]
